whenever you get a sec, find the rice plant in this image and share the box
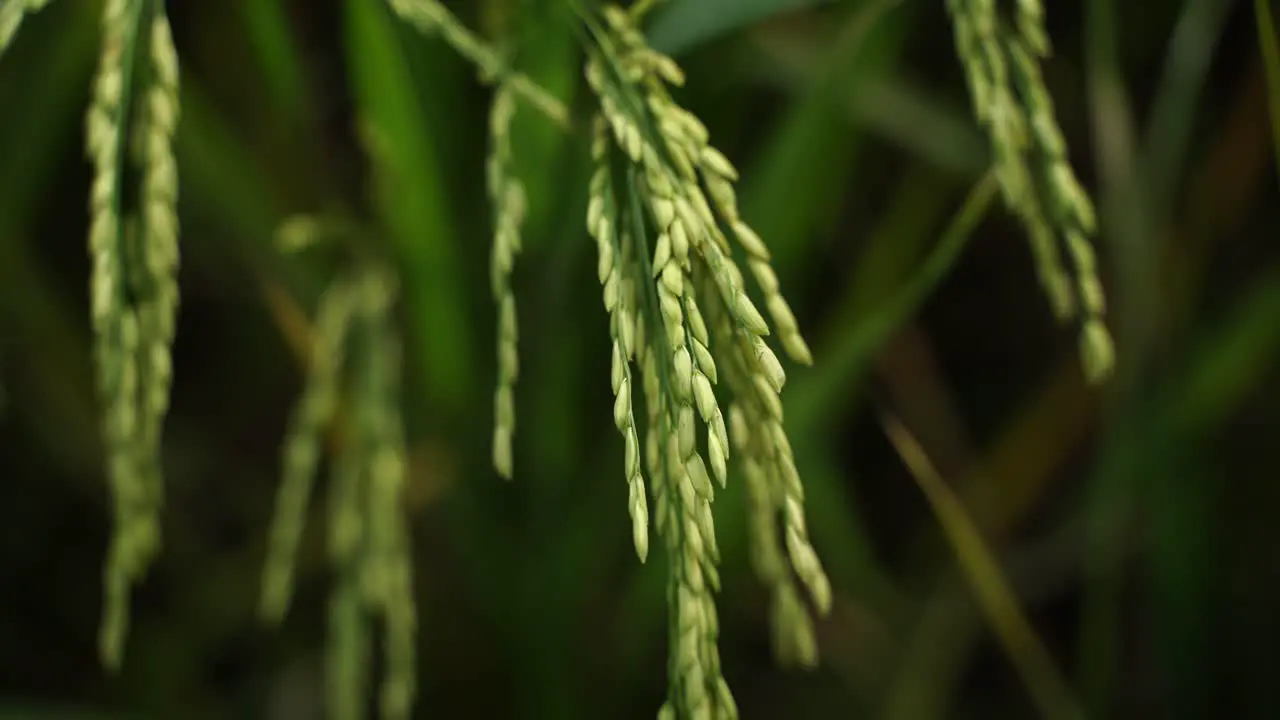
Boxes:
[0,1,1124,718]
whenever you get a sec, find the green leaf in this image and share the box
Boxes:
[1078,268,1280,717]
[0,0,101,468]
[1255,0,1280,178]
[235,0,309,125]
[511,0,581,249]
[177,82,281,249]
[1141,0,1234,216]
[1163,270,1280,435]
[739,0,911,278]
[344,0,474,413]
[648,0,839,56]
[882,413,1088,720]
[788,172,999,433]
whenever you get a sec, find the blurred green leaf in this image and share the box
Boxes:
[1080,0,1150,711]
[176,77,323,300]
[1078,268,1280,718]
[513,0,593,511]
[649,0,840,56]
[746,19,984,177]
[236,0,309,125]
[882,412,1087,720]
[782,174,995,606]
[789,173,999,431]
[840,78,985,177]
[511,0,581,249]
[0,0,100,470]
[233,0,346,208]
[344,0,474,413]
[741,0,910,277]
[1255,0,1280,176]
[1163,270,1280,434]
[1142,0,1234,216]
[177,82,281,247]
[0,1,95,222]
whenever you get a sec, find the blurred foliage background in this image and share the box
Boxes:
[2,0,1279,718]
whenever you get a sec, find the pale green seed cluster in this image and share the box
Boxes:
[331,271,416,720]
[136,7,181,533]
[261,276,356,624]
[718,309,830,669]
[384,0,569,126]
[489,83,525,479]
[86,0,181,671]
[583,6,831,717]
[262,260,417,720]
[0,0,54,59]
[947,0,1114,382]
[588,122,651,563]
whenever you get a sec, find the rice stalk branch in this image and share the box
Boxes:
[385,0,569,126]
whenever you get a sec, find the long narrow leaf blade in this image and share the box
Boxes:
[344,0,474,412]
[1255,0,1280,178]
[648,0,839,56]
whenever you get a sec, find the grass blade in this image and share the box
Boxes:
[788,172,999,430]
[1142,0,1235,216]
[344,0,474,413]
[1255,0,1280,177]
[235,0,309,125]
[1162,270,1280,435]
[739,0,909,277]
[881,412,1087,720]
[648,0,839,57]
[1080,0,1151,710]
[0,0,101,469]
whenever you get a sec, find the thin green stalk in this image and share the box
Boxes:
[788,172,999,431]
[882,411,1087,720]
[1255,0,1280,177]
[386,0,569,125]
[1080,0,1149,714]
[1142,0,1234,216]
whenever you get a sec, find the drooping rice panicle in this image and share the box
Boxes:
[946,0,1114,382]
[88,0,182,670]
[261,279,359,623]
[489,82,525,479]
[262,261,418,720]
[580,6,832,716]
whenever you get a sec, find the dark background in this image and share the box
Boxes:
[1,0,1278,718]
